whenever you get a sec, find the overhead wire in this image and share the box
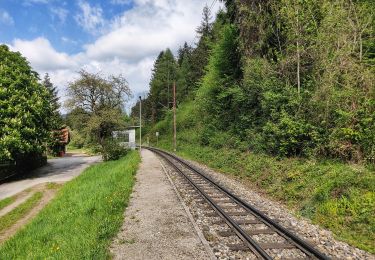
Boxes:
[208,0,218,13]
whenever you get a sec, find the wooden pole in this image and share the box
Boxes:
[139,96,142,152]
[173,82,177,152]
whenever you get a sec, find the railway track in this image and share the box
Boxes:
[147,147,330,260]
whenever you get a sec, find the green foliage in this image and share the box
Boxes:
[197,23,243,131]
[176,49,194,102]
[0,151,140,259]
[42,73,61,128]
[146,49,177,123]
[189,5,215,86]
[101,139,130,161]
[68,129,85,149]
[0,45,54,161]
[66,70,132,151]
[42,73,65,156]
[262,112,319,156]
[194,0,374,161]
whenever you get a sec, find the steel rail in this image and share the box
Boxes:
[150,147,272,259]
[147,147,330,260]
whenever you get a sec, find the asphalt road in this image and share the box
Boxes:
[0,155,101,200]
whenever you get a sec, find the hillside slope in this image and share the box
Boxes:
[147,102,374,253]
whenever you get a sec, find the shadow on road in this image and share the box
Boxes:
[0,155,96,184]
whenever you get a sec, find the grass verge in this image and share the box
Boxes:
[0,192,43,233]
[0,197,15,211]
[0,151,140,259]
[66,144,99,156]
[155,131,375,253]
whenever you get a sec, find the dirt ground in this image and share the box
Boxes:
[110,149,210,260]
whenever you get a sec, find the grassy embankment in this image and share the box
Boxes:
[149,101,375,253]
[0,151,140,259]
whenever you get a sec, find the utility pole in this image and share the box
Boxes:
[173,82,177,152]
[139,96,142,152]
[296,5,301,95]
[167,60,170,109]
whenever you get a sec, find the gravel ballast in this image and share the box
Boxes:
[167,155,374,260]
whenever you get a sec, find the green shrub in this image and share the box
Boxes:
[101,139,129,161]
[69,129,85,149]
[262,112,319,157]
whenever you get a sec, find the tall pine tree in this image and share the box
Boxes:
[42,73,61,128]
[190,5,214,86]
[148,49,177,122]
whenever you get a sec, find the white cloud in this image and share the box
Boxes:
[61,37,77,45]
[23,0,53,5]
[8,0,223,112]
[85,1,218,61]
[11,37,76,71]
[0,10,14,25]
[110,0,132,5]
[51,7,68,23]
[75,1,105,34]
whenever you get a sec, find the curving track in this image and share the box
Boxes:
[147,147,330,260]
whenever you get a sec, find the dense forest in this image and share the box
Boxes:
[134,0,374,163]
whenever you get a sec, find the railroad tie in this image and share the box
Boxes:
[212,198,233,203]
[207,211,249,217]
[217,228,274,237]
[226,211,249,216]
[206,211,219,217]
[212,218,261,225]
[227,242,295,251]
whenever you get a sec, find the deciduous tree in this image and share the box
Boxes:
[0,45,54,161]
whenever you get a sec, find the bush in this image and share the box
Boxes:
[262,112,319,157]
[101,140,129,161]
[69,130,86,149]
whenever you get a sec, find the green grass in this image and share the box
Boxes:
[0,151,140,259]
[46,182,63,190]
[0,197,15,211]
[0,192,43,233]
[66,144,99,156]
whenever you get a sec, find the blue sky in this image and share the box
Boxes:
[0,0,222,110]
[1,0,134,54]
